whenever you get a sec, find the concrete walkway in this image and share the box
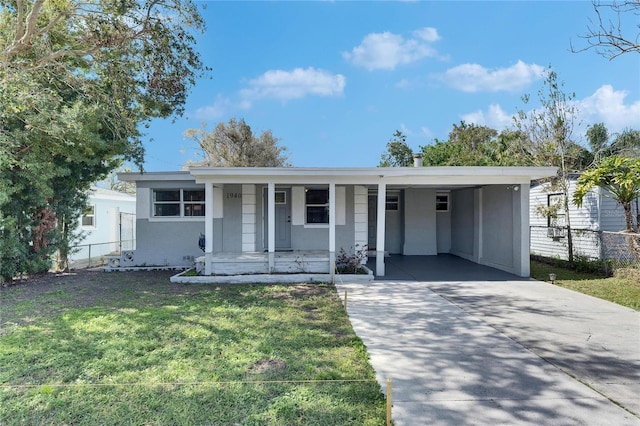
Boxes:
[336,255,640,425]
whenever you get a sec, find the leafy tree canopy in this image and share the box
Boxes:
[379,130,414,167]
[574,156,640,231]
[184,118,291,167]
[0,0,206,280]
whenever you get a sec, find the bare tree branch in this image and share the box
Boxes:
[572,0,640,60]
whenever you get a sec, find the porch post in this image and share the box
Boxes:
[376,182,386,276]
[268,182,275,272]
[516,184,530,277]
[329,183,336,281]
[204,182,213,275]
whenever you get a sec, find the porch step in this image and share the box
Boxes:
[195,252,331,275]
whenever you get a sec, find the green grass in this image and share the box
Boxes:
[0,271,386,425]
[531,261,640,311]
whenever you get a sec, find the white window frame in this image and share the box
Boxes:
[386,192,400,211]
[152,189,205,219]
[81,204,96,228]
[275,190,286,205]
[436,193,450,212]
[305,187,329,225]
[547,193,566,228]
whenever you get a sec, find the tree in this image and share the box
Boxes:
[610,128,640,158]
[586,123,610,164]
[101,167,137,194]
[184,118,290,167]
[420,123,529,166]
[379,130,414,167]
[513,68,583,263]
[572,0,640,60]
[0,0,206,280]
[574,156,640,232]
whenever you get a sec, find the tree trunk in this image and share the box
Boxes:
[623,201,634,232]
[564,193,574,263]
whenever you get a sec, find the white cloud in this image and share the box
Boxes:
[420,126,434,139]
[441,61,545,93]
[460,85,640,137]
[240,67,346,104]
[192,68,346,117]
[462,104,513,129]
[343,27,440,71]
[192,95,236,120]
[576,85,640,133]
[399,123,412,136]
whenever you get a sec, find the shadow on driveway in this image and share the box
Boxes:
[343,255,640,425]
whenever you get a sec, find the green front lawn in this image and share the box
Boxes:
[530,261,640,311]
[0,271,386,425]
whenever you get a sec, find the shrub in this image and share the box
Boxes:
[336,244,367,274]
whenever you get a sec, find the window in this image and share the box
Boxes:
[436,193,449,212]
[386,193,399,211]
[275,191,286,204]
[82,205,95,227]
[306,188,329,224]
[183,190,205,217]
[547,194,565,227]
[153,189,205,218]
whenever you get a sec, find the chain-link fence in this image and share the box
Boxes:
[68,212,136,270]
[68,239,137,270]
[530,226,640,272]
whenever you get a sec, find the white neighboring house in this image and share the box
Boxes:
[117,165,557,278]
[530,175,640,260]
[69,186,136,266]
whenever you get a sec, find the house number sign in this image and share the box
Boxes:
[225,192,241,199]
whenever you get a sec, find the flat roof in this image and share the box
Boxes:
[120,166,558,186]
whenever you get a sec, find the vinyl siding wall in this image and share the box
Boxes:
[530,179,639,260]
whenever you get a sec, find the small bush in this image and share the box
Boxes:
[336,244,367,274]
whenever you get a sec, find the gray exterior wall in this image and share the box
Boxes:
[403,188,437,255]
[135,220,204,266]
[449,186,527,275]
[385,191,403,254]
[436,202,451,254]
[221,184,242,253]
[254,185,356,253]
[482,185,514,270]
[131,180,205,267]
[450,188,475,259]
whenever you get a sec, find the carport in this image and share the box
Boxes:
[366,254,523,281]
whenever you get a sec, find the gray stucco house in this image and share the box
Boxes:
[119,165,556,278]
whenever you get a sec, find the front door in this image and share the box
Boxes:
[264,188,292,250]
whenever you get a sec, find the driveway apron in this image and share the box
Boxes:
[335,255,640,425]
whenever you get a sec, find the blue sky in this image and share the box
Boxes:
[141,1,640,171]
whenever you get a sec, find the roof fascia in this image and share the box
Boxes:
[118,171,193,182]
[189,166,558,185]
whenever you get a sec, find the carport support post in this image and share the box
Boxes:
[376,183,386,276]
[268,182,275,272]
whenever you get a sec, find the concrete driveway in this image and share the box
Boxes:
[335,255,640,425]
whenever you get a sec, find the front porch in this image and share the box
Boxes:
[195,250,332,275]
